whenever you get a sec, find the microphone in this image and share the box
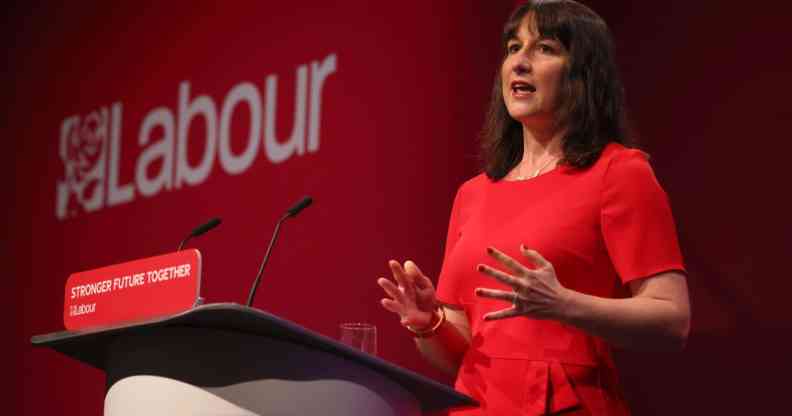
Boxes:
[285,196,313,218]
[246,196,313,307]
[177,217,222,251]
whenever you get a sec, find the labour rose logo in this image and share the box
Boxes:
[56,108,108,219]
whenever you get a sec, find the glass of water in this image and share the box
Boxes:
[339,322,377,356]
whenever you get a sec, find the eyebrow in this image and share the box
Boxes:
[507,35,558,44]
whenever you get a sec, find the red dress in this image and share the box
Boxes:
[435,143,685,415]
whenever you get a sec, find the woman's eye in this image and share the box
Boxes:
[537,43,559,54]
[507,44,521,54]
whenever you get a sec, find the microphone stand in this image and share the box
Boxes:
[246,213,289,307]
[245,196,312,307]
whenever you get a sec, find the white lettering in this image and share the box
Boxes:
[146,263,191,283]
[264,65,307,164]
[137,107,175,197]
[107,102,135,206]
[176,81,217,188]
[70,303,96,316]
[56,53,338,219]
[308,53,337,153]
[219,82,262,175]
[71,279,113,299]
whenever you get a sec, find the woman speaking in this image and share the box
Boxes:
[377,1,690,414]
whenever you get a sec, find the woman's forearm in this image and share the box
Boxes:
[559,288,690,351]
[476,249,690,351]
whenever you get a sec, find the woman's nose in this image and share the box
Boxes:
[514,61,531,76]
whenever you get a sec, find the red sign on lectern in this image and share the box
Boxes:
[63,250,202,331]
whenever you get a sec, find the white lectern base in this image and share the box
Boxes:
[105,375,258,416]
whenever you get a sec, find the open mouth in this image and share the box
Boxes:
[511,81,536,94]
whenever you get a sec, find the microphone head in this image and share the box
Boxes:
[285,196,313,218]
[190,217,222,237]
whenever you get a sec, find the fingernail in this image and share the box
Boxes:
[486,247,494,254]
[476,265,484,272]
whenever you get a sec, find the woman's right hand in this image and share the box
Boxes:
[378,260,438,330]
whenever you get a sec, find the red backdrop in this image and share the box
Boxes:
[6,1,791,414]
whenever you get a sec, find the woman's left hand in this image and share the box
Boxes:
[475,245,571,321]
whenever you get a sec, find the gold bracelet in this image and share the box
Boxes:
[405,307,446,338]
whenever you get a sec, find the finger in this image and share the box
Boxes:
[520,245,551,268]
[388,260,414,297]
[380,298,403,315]
[477,264,524,288]
[474,288,515,303]
[483,307,522,321]
[404,260,423,277]
[487,246,530,275]
[414,272,434,290]
[408,262,434,290]
[401,261,421,298]
[377,277,407,304]
[405,261,431,289]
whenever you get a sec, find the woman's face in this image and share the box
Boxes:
[501,15,568,125]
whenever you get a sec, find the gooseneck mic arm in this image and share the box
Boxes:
[177,217,222,251]
[246,196,313,307]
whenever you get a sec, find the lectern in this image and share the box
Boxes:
[32,303,476,415]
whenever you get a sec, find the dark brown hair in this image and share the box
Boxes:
[481,0,630,180]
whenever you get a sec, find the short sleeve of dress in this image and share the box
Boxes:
[435,180,472,306]
[601,150,685,284]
